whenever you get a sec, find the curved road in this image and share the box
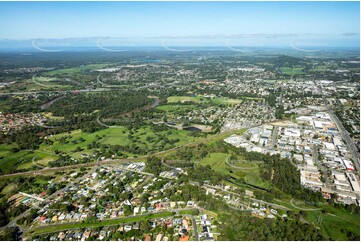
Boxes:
[290,198,322,211]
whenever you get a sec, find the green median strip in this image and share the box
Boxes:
[27,211,175,237]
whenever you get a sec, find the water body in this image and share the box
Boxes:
[183,126,202,132]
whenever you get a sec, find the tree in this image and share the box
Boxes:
[0,227,20,241]
[140,220,151,232]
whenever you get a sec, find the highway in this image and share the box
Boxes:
[0,88,109,96]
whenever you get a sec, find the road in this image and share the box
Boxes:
[191,216,199,241]
[271,125,279,148]
[40,96,66,110]
[0,88,109,96]
[311,144,332,189]
[289,198,322,211]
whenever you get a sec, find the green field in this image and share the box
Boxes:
[280,67,305,75]
[309,65,329,72]
[198,152,271,189]
[41,126,201,158]
[45,64,109,75]
[0,125,202,172]
[27,211,175,236]
[228,159,261,169]
[272,197,360,240]
[166,95,242,106]
[0,144,56,173]
[305,206,360,240]
[198,153,230,173]
[156,104,197,112]
[179,209,200,215]
[29,76,76,91]
[0,183,17,195]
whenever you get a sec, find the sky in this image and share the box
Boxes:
[0,1,359,48]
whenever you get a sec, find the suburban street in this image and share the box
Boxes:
[311,144,332,189]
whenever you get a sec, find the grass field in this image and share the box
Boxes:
[198,153,230,173]
[179,209,200,215]
[272,197,360,240]
[228,159,261,169]
[27,211,175,236]
[166,95,242,106]
[305,206,360,240]
[45,64,108,76]
[198,152,271,189]
[30,76,76,90]
[156,104,196,112]
[0,125,202,172]
[0,144,56,172]
[41,126,201,157]
[0,183,17,195]
[280,67,305,75]
[309,65,329,72]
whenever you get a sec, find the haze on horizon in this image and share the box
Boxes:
[0,1,359,49]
